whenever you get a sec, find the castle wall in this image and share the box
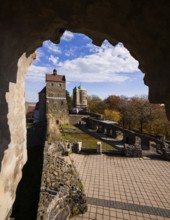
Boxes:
[73,89,80,107]
[39,93,46,122]
[73,88,87,110]
[69,114,89,125]
[0,53,34,219]
[46,81,69,125]
[80,90,87,108]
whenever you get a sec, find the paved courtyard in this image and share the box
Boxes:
[70,153,170,220]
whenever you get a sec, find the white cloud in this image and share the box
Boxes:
[26,41,140,84]
[26,65,51,82]
[48,55,59,65]
[61,31,74,41]
[43,41,61,54]
[57,41,140,83]
[33,49,44,64]
[86,43,101,53]
[86,40,114,53]
[64,47,78,57]
[36,49,44,59]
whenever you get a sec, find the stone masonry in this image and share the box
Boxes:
[39,69,70,141]
[37,141,87,219]
[46,70,69,125]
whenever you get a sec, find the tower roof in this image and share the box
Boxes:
[46,74,65,82]
[78,84,86,90]
[73,86,78,91]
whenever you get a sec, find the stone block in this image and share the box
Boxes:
[72,142,82,153]
[96,142,102,154]
[124,145,142,157]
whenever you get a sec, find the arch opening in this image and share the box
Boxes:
[25,31,148,105]
[1,1,170,217]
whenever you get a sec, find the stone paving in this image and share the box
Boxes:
[70,154,170,220]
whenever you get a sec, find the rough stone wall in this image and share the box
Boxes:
[69,115,89,125]
[80,90,88,109]
[46,80,69,141]
[46,81,69,125]
[73,88,80,108]
[39,92,46,122]
[0,54,34,220]
[37,142,87,219]
[73,88,87,110]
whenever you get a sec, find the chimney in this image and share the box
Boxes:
[53,69,57,75]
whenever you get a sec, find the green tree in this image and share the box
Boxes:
[66,90,73,110]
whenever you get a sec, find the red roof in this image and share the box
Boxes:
[27,105,35,113]
[46,74,65,82]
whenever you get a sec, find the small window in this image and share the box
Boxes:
[59,83,62,87]
[51,83,54,86]
[61,101,64,105]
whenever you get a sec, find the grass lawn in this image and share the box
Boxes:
[60,124,115,151]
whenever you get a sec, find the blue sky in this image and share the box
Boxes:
[25,31,148,102]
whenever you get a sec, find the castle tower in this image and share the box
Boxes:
[46,69,69,124]
[73,86,80,107]
[73,84,87,111]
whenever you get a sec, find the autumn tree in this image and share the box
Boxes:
[146,104,170,138]
[88,93,170,139]
[128,96,152,133]
[102,95,121,111]
[103,109,121,122]
[87,95,103,113]
[119,96,133,129]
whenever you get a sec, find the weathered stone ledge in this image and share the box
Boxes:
[37,141,87,220]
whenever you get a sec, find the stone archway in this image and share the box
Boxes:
[1,1,170,219]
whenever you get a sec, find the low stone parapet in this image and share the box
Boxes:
[37,141,87,219]
[162,147,170,160]
[124,145,142,157]
[96,142,102,154]
[72,142,82,153]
